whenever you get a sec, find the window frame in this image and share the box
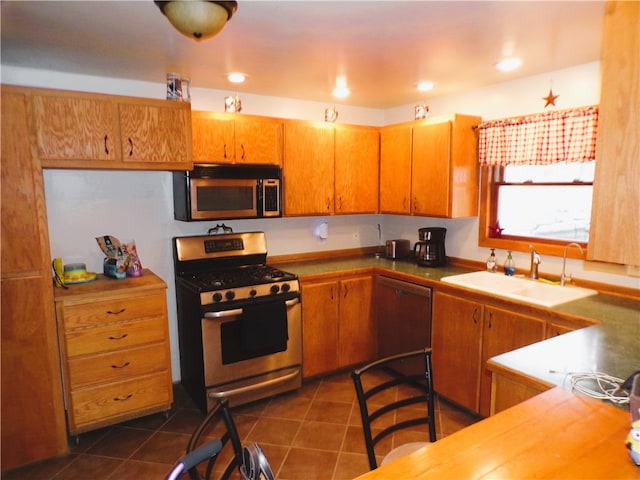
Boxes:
[478,165,590,260]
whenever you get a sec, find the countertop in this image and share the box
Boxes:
[353,386,638,479]
[276,255,640,393]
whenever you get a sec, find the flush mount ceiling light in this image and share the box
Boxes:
[496,57,522,72]
[155,1,238,41]
[417,81,434,92]
[227,72,246,83]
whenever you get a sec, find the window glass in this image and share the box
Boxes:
[494,161,594,243]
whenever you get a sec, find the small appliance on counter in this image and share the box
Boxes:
[385,239,411,259]
[413,227,447,267]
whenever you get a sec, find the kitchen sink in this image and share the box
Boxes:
[440,271,597,307]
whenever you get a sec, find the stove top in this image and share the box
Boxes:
[182,265,297,291]
[173,231,299,306]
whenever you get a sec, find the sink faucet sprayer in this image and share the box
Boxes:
[561,243,584,286]
[529,244,541,279]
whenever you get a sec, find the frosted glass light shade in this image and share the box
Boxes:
[155,1,237,40]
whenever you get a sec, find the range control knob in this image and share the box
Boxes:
[225,290,235,301]
[270,284,280,294]
[213,292,223,303]
[249,289,257,297]
[281,283,291,293]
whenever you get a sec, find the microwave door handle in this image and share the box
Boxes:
[203,297,299,320]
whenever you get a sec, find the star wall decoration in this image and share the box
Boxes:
[543,88,559,108]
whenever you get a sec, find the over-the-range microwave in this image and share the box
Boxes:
[173,163,282,221]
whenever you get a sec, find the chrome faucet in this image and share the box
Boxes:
[529,244,541,279]
[561,243,584,286]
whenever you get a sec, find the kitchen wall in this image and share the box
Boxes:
[3,61,638,381]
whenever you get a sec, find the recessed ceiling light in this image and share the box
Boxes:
[332,86,351,98]
[417,81,434,92]
[496,58,522,72]
[228,72,246,83]
[333,76,350,98]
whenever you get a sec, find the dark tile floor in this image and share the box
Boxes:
[3,372,479,480]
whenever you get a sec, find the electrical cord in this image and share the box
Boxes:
[549,369,630,405]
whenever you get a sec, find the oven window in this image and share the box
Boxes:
[197,185,254,212]
[220,321,287,364]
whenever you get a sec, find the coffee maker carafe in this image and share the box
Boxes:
[413,227,447,267]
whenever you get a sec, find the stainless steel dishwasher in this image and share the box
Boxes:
[376,275,432,358]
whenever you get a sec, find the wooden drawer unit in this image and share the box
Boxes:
[54,270,173,435]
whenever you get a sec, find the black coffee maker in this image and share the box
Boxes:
[413,227,447,267]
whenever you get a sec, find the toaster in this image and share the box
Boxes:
[385,239,411,259]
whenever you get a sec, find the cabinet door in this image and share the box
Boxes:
[334,126,379,214]
[338,275,376,367]
[380,123,412,214]
[479,305,545,417]
[588,1,640,265]
[284,122,334,215]
[432,291,483,412]
[301,280,339,377]
[1,91,68,470]
[30,94,119,162]
[234,116,284,165]
[118,102,192,166]
[191,111,235,163]
[411,121,452,216]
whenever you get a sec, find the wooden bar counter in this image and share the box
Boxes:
[354,387,636,479]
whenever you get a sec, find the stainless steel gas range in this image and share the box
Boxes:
[173,231,301,413]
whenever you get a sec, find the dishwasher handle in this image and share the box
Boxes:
[377,275,432,299]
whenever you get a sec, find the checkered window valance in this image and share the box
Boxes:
[477,106,599,166]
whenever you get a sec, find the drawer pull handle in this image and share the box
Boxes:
[111,362,130,369]
[114,394,133,402]
[108,333,128,340]
[107,308,126,315]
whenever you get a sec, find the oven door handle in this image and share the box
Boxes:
[207,368,301,400]
[203,297,299,319]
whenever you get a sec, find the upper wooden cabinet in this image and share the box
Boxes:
[334,125,379,214]
[26,87,192,170]
[381,114,480,218]
[118,102,191,167]
[31,95,120,163]
[284,121,335,216]
[284,121,379,216]
[380,123,412,214]
[191,111,283,165]
[588,1,639,266]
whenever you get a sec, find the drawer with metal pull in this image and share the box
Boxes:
[61,292,166,329]
[67,343,169,388]
[64,317,166,357]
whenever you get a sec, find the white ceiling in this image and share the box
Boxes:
[1,1,605,109]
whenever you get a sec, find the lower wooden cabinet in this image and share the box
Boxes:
[301,273,375,378]
[54,270,173,435]
[432,290,545,416]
